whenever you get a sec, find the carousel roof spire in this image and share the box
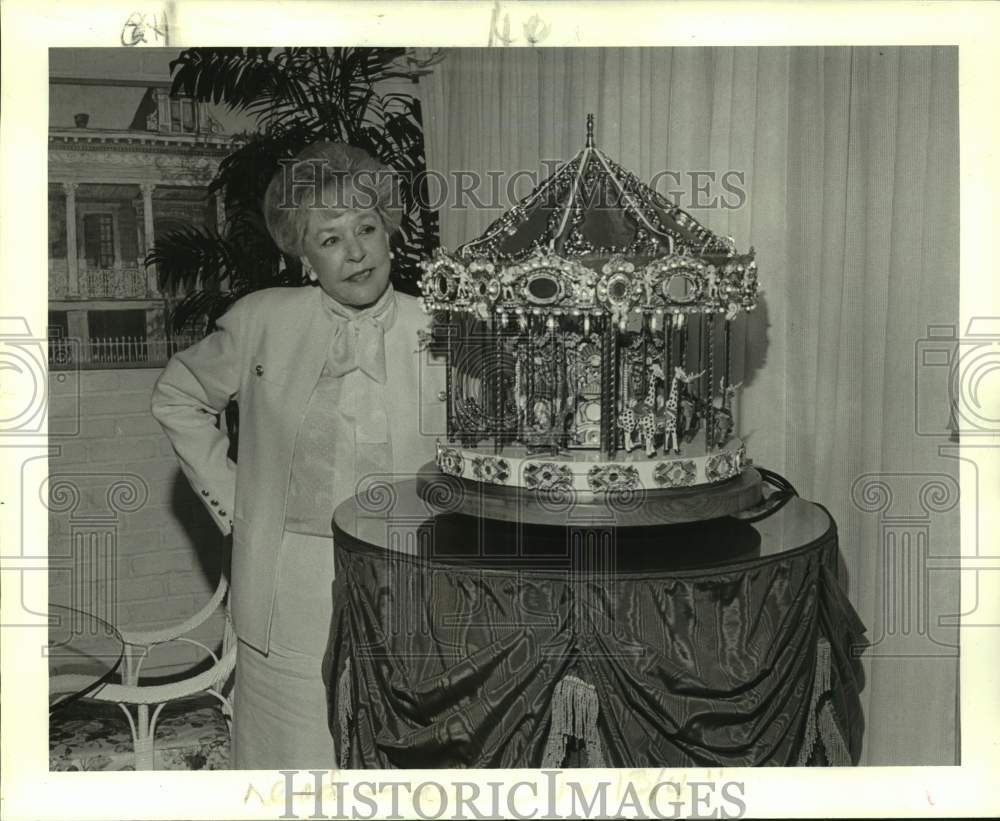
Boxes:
[419,116,759,321]
[455,114,740,266]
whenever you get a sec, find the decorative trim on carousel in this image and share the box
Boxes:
[418,248,758,322]
[435,440,748,492]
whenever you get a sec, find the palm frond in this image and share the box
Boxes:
[163,46,442,330]
[168,290,232,333]
[148,226,234,294]
[170,48,278,109]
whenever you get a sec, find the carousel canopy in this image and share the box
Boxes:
[419,114,758,321]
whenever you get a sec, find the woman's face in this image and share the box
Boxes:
[300,206,391,308]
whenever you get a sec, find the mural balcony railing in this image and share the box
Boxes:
[47,260,155,300]
[80,266,151,299]
[48,335,200,371]
[49,258,69,299]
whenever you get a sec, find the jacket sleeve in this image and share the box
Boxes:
[150,301,251,535]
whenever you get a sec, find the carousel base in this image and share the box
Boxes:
[417,462,764,527]
[434,438,749,492]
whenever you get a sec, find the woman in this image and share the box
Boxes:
[151,142,445,768]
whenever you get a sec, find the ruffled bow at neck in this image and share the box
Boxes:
[321,284,398,383]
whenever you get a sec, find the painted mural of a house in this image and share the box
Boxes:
[47,50,244,369]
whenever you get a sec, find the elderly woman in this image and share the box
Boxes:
[151,142,444,769]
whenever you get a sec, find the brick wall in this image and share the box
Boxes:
[49,367,228,677]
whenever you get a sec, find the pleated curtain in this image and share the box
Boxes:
[417,46,960,766]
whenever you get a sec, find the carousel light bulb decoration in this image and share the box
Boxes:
[419,115,758,498]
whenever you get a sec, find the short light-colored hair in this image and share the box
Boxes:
[263,141,402,257]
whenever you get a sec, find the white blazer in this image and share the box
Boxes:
[151,286,446,651]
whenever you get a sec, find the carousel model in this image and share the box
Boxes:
[418,115,763,523]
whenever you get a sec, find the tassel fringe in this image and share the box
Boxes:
[541,674,606,767]
[337,658,352,769]
[797,637,851,765]
[818,701,851,765]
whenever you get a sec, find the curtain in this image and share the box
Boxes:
[418,46,960,765]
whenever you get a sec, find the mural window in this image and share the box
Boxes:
[83,213,116,268]
[169,97,198,133]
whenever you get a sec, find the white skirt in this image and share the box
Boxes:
[232,530,336,770]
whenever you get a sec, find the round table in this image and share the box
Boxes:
[48,604,125,713]
[329,475,867,768]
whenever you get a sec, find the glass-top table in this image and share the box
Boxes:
[333,472,833,571]
[48,604,125,713]
[328,473,867,768]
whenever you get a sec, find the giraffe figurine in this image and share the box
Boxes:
[618,364,663,456]
[710,377,743,446]
[513,351,528,436]
[634,364,664,457]
[617,403,638,453]
[664,366,704,454]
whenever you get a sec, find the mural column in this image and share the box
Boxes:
[62,182,79,296]
[140,182,157,296]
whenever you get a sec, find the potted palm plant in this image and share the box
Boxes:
[148,47,441,333]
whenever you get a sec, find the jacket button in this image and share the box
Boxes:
[201,490,209,496]
[219,511,226,516]
[255,364,264,376]
[210,500,218,506]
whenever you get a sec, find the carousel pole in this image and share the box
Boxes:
[664,313,673,418]
[445,310,454,443]
[725,316,733,392]
[556,323,568,451]
[525,314,535,439]
[678,316,687,371]
[706,312,716,450]
[697,312,704,394]
[724,316,734,442]
[641,317,648,393]
[547,315,557,452]
[600,314,617,458]
[493,311,503,454]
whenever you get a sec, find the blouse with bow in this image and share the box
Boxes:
[284,285,398,537]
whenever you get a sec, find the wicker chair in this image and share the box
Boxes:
[50,577,237,771]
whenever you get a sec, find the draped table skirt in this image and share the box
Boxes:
[327,479,867,768]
